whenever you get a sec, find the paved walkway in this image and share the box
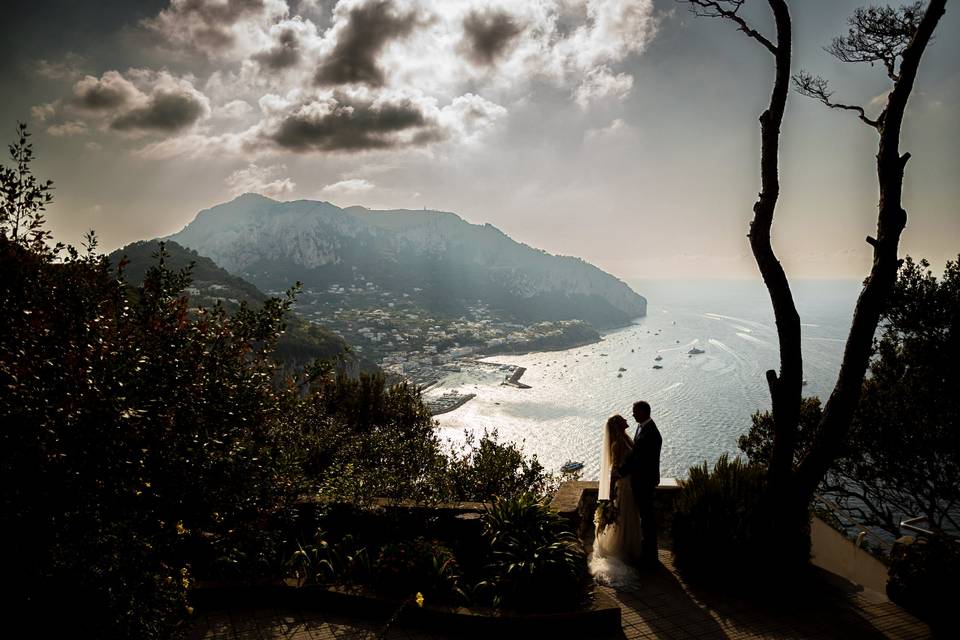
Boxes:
[188,551,934,640]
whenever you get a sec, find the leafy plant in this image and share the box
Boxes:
[886,535,959,628]
[288,532,372,587]
[671,454,810,583]
[479,494,589,611]
[372,538,463,601]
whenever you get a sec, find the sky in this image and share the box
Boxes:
[1,0,957,280]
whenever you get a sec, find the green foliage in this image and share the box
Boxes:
[110,239,363,374]
[373,538,463,600]
[887,536,960,628]
[672,455,810,582]
[739,397,823,468]
[739,257,960,538]
[0,234,309,636]
[445,429,557,502]
[287,532,372,587]
[302,372,449,505]
[0,124,574,635]
[479,494,589,611]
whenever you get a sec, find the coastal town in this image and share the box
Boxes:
[278,273,602,412]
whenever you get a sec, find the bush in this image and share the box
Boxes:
[671,455,809,584]
[479,493,589,611]
[446,429,557,501]
[887,536,960,627]
[373,538,463,601]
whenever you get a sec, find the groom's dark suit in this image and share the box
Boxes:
[617,418,662,564]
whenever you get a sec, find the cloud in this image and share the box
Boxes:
[314,0,419,87]
[35,53,87,80]
[72,71,142,111]
[265,89,442,151]
[214,99,255,119]
[47,121,88,137]
[437,93,507,144]
[252,26,302,69]
[225,162,297,196]
[144,0,290,56]
[59,1,660,159]
[460,9,525,67]
[69,70,211,134]
[111,89,208,133]
[322,177,374,193]
[31,102,57,123]
[574,66,633,109]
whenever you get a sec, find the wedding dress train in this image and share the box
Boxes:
[589,426,643,589]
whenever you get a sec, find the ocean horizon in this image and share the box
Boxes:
[430,278,864,480]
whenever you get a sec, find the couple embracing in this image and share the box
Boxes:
[591,401,662,585]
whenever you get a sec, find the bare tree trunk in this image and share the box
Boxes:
[795,0,948,502]
[746,0,802,492]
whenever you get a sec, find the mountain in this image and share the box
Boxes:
[108,240,369,373]
[166,194,646,330]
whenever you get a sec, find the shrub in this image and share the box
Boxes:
[887,535,960,627]
[373,538,463,601]
[446,429,557,501]
[288,532,372,587]
[671,454,809,584]
[479,493,589,611]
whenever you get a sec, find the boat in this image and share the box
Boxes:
[561,460,584,473]
[688,347,705,355]
[802,379,809,386]
[653,364,663,370]
[654,355,663,361]
[617,373,623,378]
[618,367,627,372]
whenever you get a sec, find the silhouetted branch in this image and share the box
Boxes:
[793,71,881,128]
[826,2,924,81]
[683,0,778,54]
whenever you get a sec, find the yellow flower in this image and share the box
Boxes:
[415,592,424,608]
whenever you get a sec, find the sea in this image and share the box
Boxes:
[428,279,864,481]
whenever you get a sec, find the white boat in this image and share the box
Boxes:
[688,347,705,355]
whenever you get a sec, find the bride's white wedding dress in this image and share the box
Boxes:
[589,428,643,589]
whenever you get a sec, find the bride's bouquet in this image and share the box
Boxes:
[594,483,619,535]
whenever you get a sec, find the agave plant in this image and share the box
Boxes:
[479,493,588,611]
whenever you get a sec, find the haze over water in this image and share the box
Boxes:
[432,279,863,480]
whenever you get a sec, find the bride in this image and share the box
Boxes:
[589,414,642,587]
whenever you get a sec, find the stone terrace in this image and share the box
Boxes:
[189,547,932,639]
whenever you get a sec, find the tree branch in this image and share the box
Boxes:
[793,71,881,128]
[684,0,778,54]
[796,0,949,502]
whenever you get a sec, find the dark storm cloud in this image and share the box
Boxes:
[111,90,206,132]
[270,93,442,151]
[72,72,140,110]
[253,29,301,69]
[461,9,525,66]
[314,0,418,87]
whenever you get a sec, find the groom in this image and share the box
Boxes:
[615,400,662,568]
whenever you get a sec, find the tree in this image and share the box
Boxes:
[0,122,55,252]
[740,257,960,539]
[685,0,948,514]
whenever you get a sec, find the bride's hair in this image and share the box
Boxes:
[606,414,628,436]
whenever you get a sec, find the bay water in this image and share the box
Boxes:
[430,279,864,480]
